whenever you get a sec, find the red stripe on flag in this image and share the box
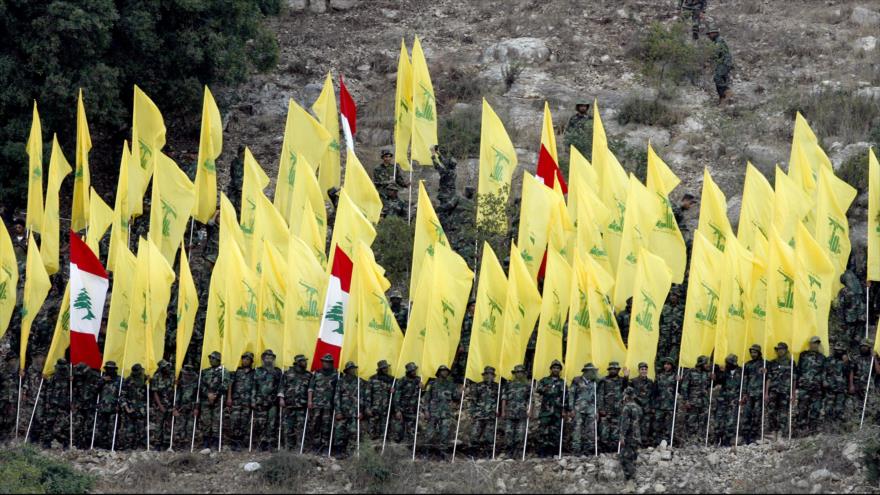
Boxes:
[332,246,354,293]
[69,230,108,278]
[340,76,357,135]
[71,331,102,370]
[536,144,568,194]
[312,339,342,371]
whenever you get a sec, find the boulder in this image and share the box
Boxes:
[310,0,327,13]
[851,6,880,27]
[287,0,307,10]
[330,0,358,10]
[853,36,877,52]
[808,468,832,483]
[481,38,550,64]
[243,462,261,472]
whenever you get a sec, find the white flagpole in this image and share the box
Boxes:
[190,369,202,452]
[490,380,502,459]
[521,379,535,460]
[860,355,875,430]
[169,382,178,451]
[669,366,682,447]
[15,375,22,440]
[89,372,104,450]
[69,364,74,449]
[146,380,151,451]
[380,378,396,455]
[411,386,423,461]
[734,366,746,449]
[787,356,794,441]
[557,385,568,459]
[451,381,467,462]
[705,359,715,447]
[24,378,43,443]
[760,358,767,442]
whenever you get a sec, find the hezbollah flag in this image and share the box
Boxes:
[43,284,70,376]
[547,180,575,262]
[192,86,223,223]
[26,102,43,234]
[410,36,437,165]
[573,176,613,276]
[69,231,109,369]
[394,39,413,171]
[645,145,687,283]
[792,223,834,358]
[312,72,344,196]
[421,244,474,376]
[149,152,196,264]
[283,234,328,368]
[240,148,270,248]
[102,245,137,367]
[815,165,857,297]
[788,112,832,196]
[533,249,572,379]
[773,166,811,245]
[275,98,332,217]
[85,188,113,256]
[395,257,433,377]
[107,142,132,272]
[464,242,507,382]
[715,237,754,363]
[747,234,769,350]
[0,219,19,335]
[613,174,656,311]
[41,135,72,275]
[343,149,382,224]
[566,145,598,218]
[680,231,724,368]
[20,236,51,369]
[477,98,517,223]
[257,241,288,357]
[498,242,542,380]
[870,149,880,282]
[299,200,327,267]
[585,254,626,372]
[764,227,797,351]
[174,246,199,377]
[565,254,592,381]
[737,163,774,252]
[591,102,628,272]
[289,155,327,246]
[130,86,167,212]
[72,89,92,232]
[223,238,260,368]
[625,249,672,379]
[535,102,567,192]
[410,181,449,295]
[697,168,734,253]
[516,173,553,280]
[253,193,290,265]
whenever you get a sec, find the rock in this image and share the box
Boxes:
[309,0,327,13]
[622,126,671,150]
[707,452,720,466]
[810,484,823,494]
[380,8,398,19]
[199,448,212,455]
[857,86,880,100]
[495,478,507,492]
[243,462,261,472]
[533,464,544,474]
[660,450,673,461]
[654,483,667,493]
[330,463,342,472]
[287,0,307,10]
[329,0,358,10]
[842,442,862,464]
[558,457,568,468]
[809,468,832,483]
[659,440,668,450]
[678,116,704,134]
[616,9,629,19]
[851,6,880,27]
[481,38,550,64]
[854,36,877,52]
[648,451,662,465]
[357,63,370,72]
[744,143,786,174]
[795,479,810,489]
[831,142,872,169]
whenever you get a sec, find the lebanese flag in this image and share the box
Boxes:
[311,245,353,370]
[69,231,109,369]
[535,103,567,194]
[339,76,357,151]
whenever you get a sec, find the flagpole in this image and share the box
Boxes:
[146,380,151,451]
[248,410,254,452]
[670,366,682,447]
[411,386,423,461]
[860,355,875,430]
[300,408,310,454]
[407,169,414,225]
[734,364,746,450]
[557,384,568,459]
[277,404,283,451]
[24,378,43,443]
[69,364,74,449]
[593,382,597,457]
[760,358,767,442]
[218,367,226,452]
[356,377,361,457]
[328,372,340,458]
[90,372,104,450]
[787,356,794,441]
[169,382,178,451]
[866,283,870,341]
[15,375,22,440]
[521,378,535,460]
[381,378,396,454]
[705,359,715,447]
[451,381,467,462]
[490,380,502,459]
[187,218,196,254]
[190,369,202,452]
[110,370,124,452]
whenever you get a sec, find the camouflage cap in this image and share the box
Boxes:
[385,183,400,192]
[482,366,496,375]
[209,351,222,361]
[582,363,597,372]
[182,364,195,372]
[696,356,709,366]
[158,360,171,369]
[388,290,403,300]
[321,354,335,363]
[623,386,636,397]
[104,361,118,370]
[809,336,821,344]
[327,186,340,198]
[437,365,451,374]
[833,344,846,352]
[749,344,762,353]
[660,357,674,365]
[377,360,390,370]
[241,352,255,360]
[575,102,591,108]
[725,354,738,365]
[607,361,621,370]
[550,359,563,370]
[774,342,789,350]
[261,349,276,358]
[131,363,144,373]
[381,149,393,158]
[55,358,68,367]
[405,362,418,372]
[512,364,527,374]
[294,354,307,362]
[861,339,874,348]
[706,23,719,34]
[344,361,358,371]
[638,362,648,370]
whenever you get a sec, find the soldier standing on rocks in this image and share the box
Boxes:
[40,359,71,448]
[714,355,741,446]
[467,366,498,456]
[569,363,598,456]
[333,361,361,457]
[853,339,879,421]
[619,387,642,484]
[392,362,421,445]
[279,355,311,450]
[741,345,765,444]
[654,357,678,446]
[501,365,531,458]
[707,25,734,104]
[536,360,566,456]
[766,343,793,438]
[681,355,711,445]
[72,362,100,448]
[364,360,394,440]
[173,364,199,448]
[597,361,627,452]
[796,336,826,435]
[226,352,255,451]
[630,362,656,447]
[373,150,408,201]
[120,364,148,450]
[308,354,338,453]
[150,360,175,449]
[823,344,852,432]
[199,351,227,450]
[424,365,458,456]
[253,350,282,451]
[93,361,121,449]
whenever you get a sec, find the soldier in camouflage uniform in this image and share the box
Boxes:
[373,150,408,201]
[502,365,531,457]
[279,355,311,450]
[120,364,148,450]
[173,364,199,448]
[226,352,255,451]
[452,299,475,383]
[392,362,421,444]
[707,25,734,103]
[823,344,851,432]
[658,290,684,364]
[439,187,477,265]
[253,350,282,451]
[389,292,408,332]
[837,270,866,346]
[18,354,44,440]
[796,336,826,435]
[679,0,706,40]
[150,360,175,449]
[619,387,642,482]
[630,362,655,447]
[681,356,711,445]
[535,360,566,456]
[714,355,742,446]
[853,339,879,421]
[424,365,458,455]
[563,103,593,159]
[432,146,458,204]
[40,359,71,448]
[332,361,361,456]
[654,357,677,446]
[364,360,394,440]
[740,345,765,444]
[381,184,408,220]
[228,145,245,212]
[597,361,627,452]
[308,354,338,453]
[569,363,598,456]
[0,355,20,441]
[94,361,121,449]
[199,351,227,450]
[467,366,498,456]
[766,343,793,437]
[72,363,100,448]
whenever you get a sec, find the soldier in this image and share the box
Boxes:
[40,359,71,448]
[94,361,121,449]
[853,339,879,418]
[619,387,642,484]
[308,354,338,453]
[630,362,655,447]
[714,355,742,446]
[658,291,684,364]
[679,0,706,40]
[707,25,734,104]
[452,299,476,383]
[823,344,851,432]
[226,352,255,451]
[199,351,227,450]
[838,270,866,346]
[381,184,408,220]
[740,345,764,444]
[333,361,361,457]
[569,363,598,456]
[19,354,45,441]
[433,145,458,204]
[364,360,394,440]
[0,355,20,441]
[501,365,531,457]
[654,357,677,446]
[467,366,498,456]
[228,145,245,211]
[253,350,282,451]
[392,362,421,444]
[563,102,593,158]
[373,150,408,200]
[424,365,458,455]
[681,356,711,445]
[120,364,148,450]
[766,343,793,437]
[72,362,100,448]
[796,336,826,435]
[389,292,408,332]
[597,361,627,452]
[279,355,311,450]
[439,186,477,264]
[150,360,175,449]
[536,360,566,456]
[173,364,199,448]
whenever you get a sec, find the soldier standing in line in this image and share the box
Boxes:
[766,343,792,438]
[853,339,879,420]
[630,362,656,447]
[535,360,566,456]
[796,336,826,435]
[714,355,741,446]
[681,355,711,445]
[432,145,458,204]
[71,362,100,448]
[424,365,458,456]
[173,364,199,448]
[569,363,598,456]
[467,366,498,456]
[120,364,148,450]
[741,345,765,444]
[389,292,408,332]
[597,361,627,452]
[392,362,421,445]
[253,350,282,451]
[333,361,361,457]
[0,355,19,440]
[94,361,121,449]
[308,354,338,453]
[373,150,409,201]
[501,365,531,458]
[823,344,852,432]
[279,355,311,450]
[40,359,71,448]
[364,360,394,440]
[619,387,643,485]
[226,352,255,451]
[150,360,175,450]
[654,357,678,446]
[707,25,734,104]
[19,354,45,440]
[199,351,227,450]
[452,300,476,383]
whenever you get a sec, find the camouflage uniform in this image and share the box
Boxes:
[630,365,656,447]
[199,354,228,449]
[391,364,421,444]
[93,363,122,450]
[226,356,255,450]
[536,364,566,455]
[433,150,458,204]
[822,347,850,431]
[467,367,498,454]
[18,359,44,440]
[150,361,175,449]
[597,363,627,452]
[451,303,475,383]
[373,158,408,201]
[563,105,593,159]
[852,341,879,420]
[618,389,642,481]
[680,0,706,40]
[681,357,711,445]
[0,358,18,440]
[332,363,361,455]
[502,366,531,457]
[120,365,148,450]
[658,296,684,364]
[425,366,458,453]
[710,30,734,98]
[308,358,338,452]
[766,345,793,436]
[380,185,408,220]
[837,270,865,346]
[439,191,477,265]
[714,356,742,446]
[72,363,100,449]
[390,297,408,333]
[569,365,598,456]
[40,360,71,448]
[173,366,200,448]
[228,146,245,211]
[364,362,394,440]
[279,358,311,450]
[654,359,678,446]
[253,354,282,451]
[740,348,765,444]
[796,341,826,435]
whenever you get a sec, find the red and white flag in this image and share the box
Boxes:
[339,76,357,151]
[311,245,353,369]
[535,102,567,194]
[69,231,108,369]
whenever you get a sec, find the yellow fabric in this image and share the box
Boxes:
[257,241,288,359]
[26,102,43,233]
[716,237,755,364]
[43,284,70,376]
[410,181,449,295]
[565,254,592,381]
[394,39,413,170]
[174,247,199,377]
[288,155,327,248]
[737,163,774,252]
[464,242,507,382]
[624,249,672,379]
[697,168,734,253]
[85,188,113,256]
[680,231,724,368]
[201,252,227,369]
[764,227,797,351]
[312,72,343,197]
[395,257,433,377]
[240,148,270,260]
[0,219,19,336]
[283,235,328,368]
[566,145,598,219]
[573,176,613,276]
[299,200,327,268]
[422,244,474,376]
[107,142,132,272]
[72,90,92,232]
[252,192,290,272]
[410,36,437,165]
[788,112,832,197]
[533,249,572,379]
[540,102,558,167]
[646,145,686,283]
[148,153,195,264]
[773,166,812,245]
[870,149,880,282]
[193,86,223,223]
[591,102,629,272]
[814,165,857,298]
[613,175,656,311]
[344,149,383,224]
[746,234,769,351]
[219,194,246,256]
[547,181,575,262]
[223,238,260,369]
[477,98,517,222]
[131,86,167,211]
[498,242,542,380]
[516,174,553,280]
[275,98,332,217]
[585,254,626,372]
[123,238,174,377]
[40,135,72,275]
[792,223,835,358]
[328,190,377,268]
[103,244,137,368]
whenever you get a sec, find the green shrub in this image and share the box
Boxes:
[866,436,880,484]
[261,451,312,487]
[501,61,524,91]
[617,96,680,128]
[837,151,869,191]
[628,21,713,89]
[250,30,280,73]
[346,441,396,493]
[610,138,649,183]
[437,67,483,109]
[373,214,415,293]
[0,447,94,494]
[439,105,482,159]
[785,89,880,146]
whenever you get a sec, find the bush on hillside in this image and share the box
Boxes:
[628,21,713,89]
[0,447,94,494]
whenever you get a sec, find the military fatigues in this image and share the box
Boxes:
[40,363,71,448]
[308,368,338,452]
[198,364,227,449]
[569,375,598,455]
[597,375,627,451]
[535,374,565,455]
[424,374,458,452]
[391,375,421,444]
[381,193,408,220]
[654,368,677,445]
[173,370,200,448]
[94,373,122,449]
[766,355,792,436]
[822,353,850,431]
[150,366,175,449]
[18,363,43,440]
[713,364,742,446]
[279,366,311,450]
[364,373,394,440]
[433,153,458,204]
[681,367,711,445]
[563,111,593,160]
[0,361,18,440]
[252,365,282,451]
[619,398,643,481]
[451,309,474,382]
[630,376,655,447]
[467,378,498,454]
[853,350,879,422]
[796,350,825,435]
[712,36,733,98]
[502,377,531,456]
[120,372,148,450]
[72,365,100,449]
[332,372,361,455]
[226,365,255,450]
[741,356,765,443]
[373,163,408,201]
[680,0,706,39]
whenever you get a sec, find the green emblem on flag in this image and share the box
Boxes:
[696,282,719,325]
[74,287,96,321]
[368,293,394,333]
[635,290,656,331]
[480,297,502,335]
[297,281,321,319]
[326,301,345,335]
[415,83,435,122]
[160,198,178,237]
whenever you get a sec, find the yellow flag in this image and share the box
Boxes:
[85,188,113,256]
[680,231,724,368]
[107,142,132,272]
[201,252,227,369]
[174,247,199,377]
[566,145,598,219]
[764,227,797,351]
[697,168,734,253]
[0,219,19,335]
[257,241,287,358]
[288,155,327,246]
[716,238,755,363]
[299,200,327,267]
[103,245,137,367]
[815,165,857,297]
[283,235,328,367]
[565,254,592,381]
[646,145,687,283]
[131,86,167,206]
[773,166,812,245]
[574,176,613,275]
[72,90,92,232]
[625,249,671,379]
[422,244,474,375]
[788,112,832,196]
[498,243,542,380]
[410,181,449,294]
[613,175,656,311]
[40,135,72,275]
[26,102,44,233]
[20,236,50,369]
[193,86,223,223]
[43,284,71,376]
[737,163,774,252]
[547,181,575,262]
[328,190,377,269]
[870,148,880,282]
[344,149,382,224]
[792,223,834,358]
[516,174,553,280]
[464,243,507,382]
[253,193,290,269]
[395,40,413,171]
[410,36,437,165]
[240,148,270,247]
[586,254,626,372]
[747,234,769,350]
[219,194,246,256]
[149,153,196,264]
[591,102,628,271]
[223,239,260,368]
[395,257,433,377]
[275,98,332,217]
[534,250,572,379]
[477,98,517,220]
[312,72,344,196]
[124,238,175,376]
